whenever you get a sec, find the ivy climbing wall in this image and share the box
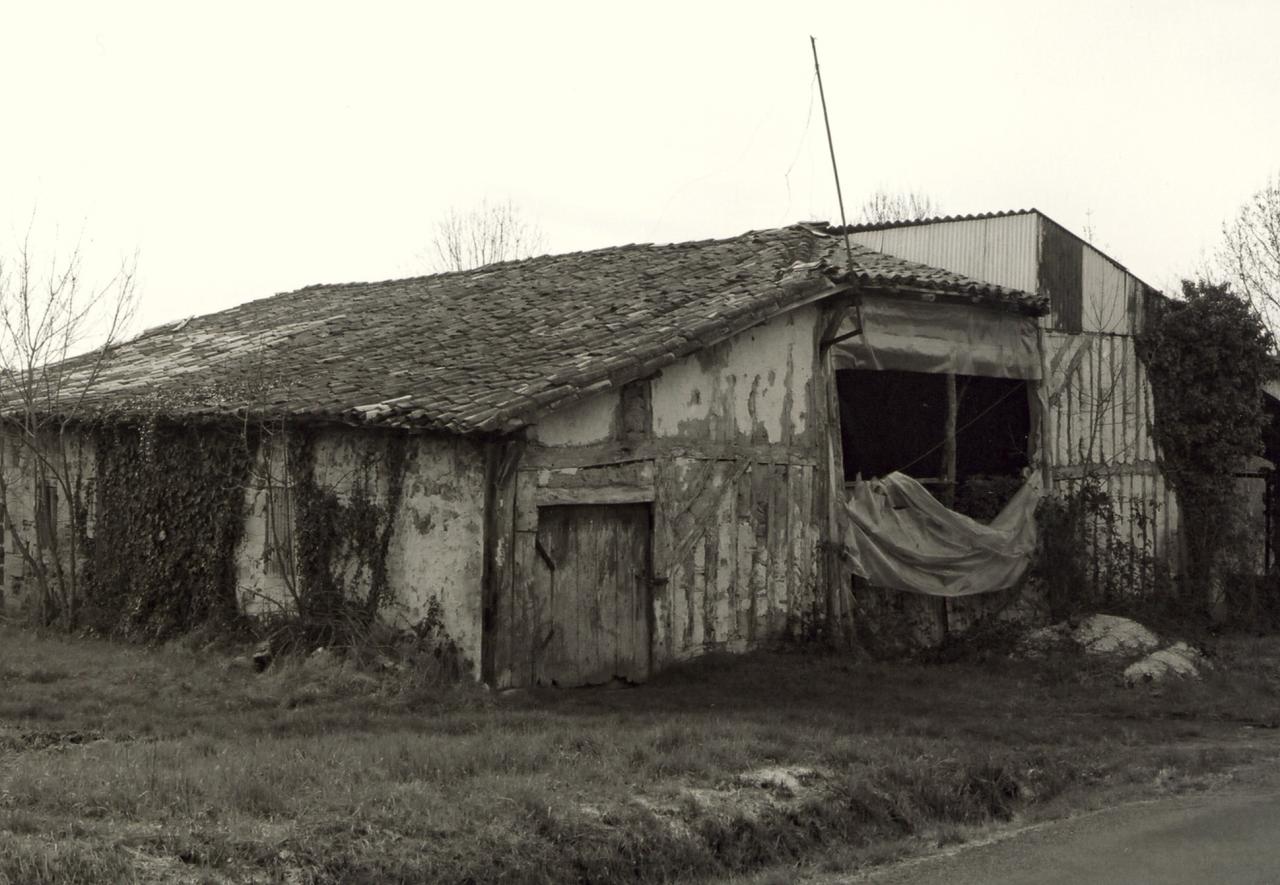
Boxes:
[1,421,487,670]
[234,426,487,669]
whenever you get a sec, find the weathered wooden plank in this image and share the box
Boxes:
[532,519,556,686]
[534,485,654,506]
[689,525,705,655]
[623,505,650,682]
[715,462,738,650]
[603,510,625,679]
[767,463,789,635]
[669,458,719,537]
[536,461,651,489]
[733,465,754,645]
[582,509,605,684]
[485,440,524,687]
[651,461,677,667]
[750,461,770,642]
[821,343,852,646]
[489,499,518,686]
[790,464,812,635]
[667,460,698,660]
[703,491,719,649]
[514,471,539,532]
[784,463,798,632]
[522,438,819,470]
[667,459,752,574]
[511,530,538,687]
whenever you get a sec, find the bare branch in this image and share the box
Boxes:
[426,199,545,272]
[0,220,139,627]
[1218,173,1280,339]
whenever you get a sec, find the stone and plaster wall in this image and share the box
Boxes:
[0,429,96,617]
[234,427,487,670]
[0,424,488,673]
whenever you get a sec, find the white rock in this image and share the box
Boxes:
[1124,642,1207,686]
[1072,614,1161,657]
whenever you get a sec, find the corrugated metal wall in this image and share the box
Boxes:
[849,214,1040,295]
[851,213,1180,580]
[1043,329,1180,582]
[1080,245,1144,334]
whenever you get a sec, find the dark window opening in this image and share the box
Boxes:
[264,483,295,579]
[619,378,652,439]
[837,369,1030,518]
[35,483,57,551]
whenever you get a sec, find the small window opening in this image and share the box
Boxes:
[619,378,652,439]
[837,369,1030,520]
[264,484,295,579]
[35,483,58,551]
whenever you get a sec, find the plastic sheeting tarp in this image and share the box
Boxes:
[843,471,1041,597]
[831,295,1042,380]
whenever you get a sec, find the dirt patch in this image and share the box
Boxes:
[0,727,109,754]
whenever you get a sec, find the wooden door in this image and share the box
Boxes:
[533,504,651,687]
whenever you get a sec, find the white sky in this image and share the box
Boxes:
[2,0,1278,333]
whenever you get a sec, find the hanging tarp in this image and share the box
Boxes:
[831,295,1042,380]
[843,471,1041,597]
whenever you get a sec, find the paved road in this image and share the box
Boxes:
[852,785,1280,885]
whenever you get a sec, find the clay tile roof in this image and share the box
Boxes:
[58,225,1045,434]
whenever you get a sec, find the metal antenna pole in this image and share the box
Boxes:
[810,36,854,271]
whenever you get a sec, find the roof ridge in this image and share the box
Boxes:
[287,226,805,295]
[835,209,1039,234]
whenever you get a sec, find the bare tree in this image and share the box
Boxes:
[428,199,545,272]
[1220,174,1280,336]
[0,226,138,626]
[856,191,942,225]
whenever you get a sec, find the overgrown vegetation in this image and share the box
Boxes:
[19,413,438,658]
[82,421,256,640]
[2,625,1278,884]
[271,431,410,651]
[1034,479,1167,622]
[0,225,137,628]
[1140,279,1278,617]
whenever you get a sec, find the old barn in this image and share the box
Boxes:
[2,223,1077,685]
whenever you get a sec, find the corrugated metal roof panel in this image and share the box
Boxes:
[847,213,1040,295]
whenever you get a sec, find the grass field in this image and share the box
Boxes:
[3,625,1280,884]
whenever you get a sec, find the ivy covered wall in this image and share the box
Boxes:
[234,426,488,668]
[85,422,256,638]
[1,421,488,670]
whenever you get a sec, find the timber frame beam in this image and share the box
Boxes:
[521,438,821,470]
